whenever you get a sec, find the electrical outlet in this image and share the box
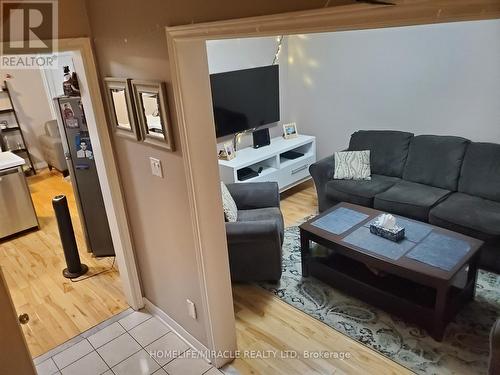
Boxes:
[149,157,163,178]
[186,299,197,320]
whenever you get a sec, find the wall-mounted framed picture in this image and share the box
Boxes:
[103,77,140,140]
[131,80,175,152]
[283,122,298,139]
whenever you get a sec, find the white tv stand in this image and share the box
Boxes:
[218,134,316,192]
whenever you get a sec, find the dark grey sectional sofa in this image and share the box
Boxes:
[310,130,500,273]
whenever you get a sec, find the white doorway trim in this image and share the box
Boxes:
[0,37,143,309]
[39,51,74,119]
[56,38,143,310]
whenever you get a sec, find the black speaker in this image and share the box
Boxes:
[252,128,270,149]
[52,195,88,279]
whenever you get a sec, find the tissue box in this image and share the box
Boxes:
[370,223,405,242]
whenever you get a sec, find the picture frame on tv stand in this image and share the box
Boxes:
[283,122,298,139]
[252,128,270,149]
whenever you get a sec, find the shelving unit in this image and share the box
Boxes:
[0,80,36,175]
[218,134,316,192]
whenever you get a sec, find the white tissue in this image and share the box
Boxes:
[377,214,397,230]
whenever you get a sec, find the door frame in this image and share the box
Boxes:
[50,38,143,310]
[1,38,143,310]
[165,0,500,367]
[55,38,143,310]
[0,37,142,370]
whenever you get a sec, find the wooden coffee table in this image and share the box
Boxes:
[300,202,483,341]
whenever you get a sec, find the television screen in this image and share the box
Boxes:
[210,65,280,138]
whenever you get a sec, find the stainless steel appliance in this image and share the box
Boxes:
[54,96,115,257]
[0,166,38,239]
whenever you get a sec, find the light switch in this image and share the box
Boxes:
[186,299,197,320]
[149,157,163,178]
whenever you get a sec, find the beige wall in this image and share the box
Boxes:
[58,0,92,39]
[84,0,346,347]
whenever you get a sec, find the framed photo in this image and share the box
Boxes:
[283,122,298,139]
[223,141,236,160]
[75,134,94,160]
[131,80,175,152]
[103,78,140,140]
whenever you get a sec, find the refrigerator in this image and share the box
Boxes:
[54,96,115,257]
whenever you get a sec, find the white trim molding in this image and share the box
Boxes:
[144,298,212,364]
[57,38,144,310]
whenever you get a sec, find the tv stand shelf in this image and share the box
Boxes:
[219,134,316,192]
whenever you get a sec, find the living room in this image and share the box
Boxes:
[3,2,500,375]
[211,18,500,375]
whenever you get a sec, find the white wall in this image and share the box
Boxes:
[0,69,54,167]
[205,20,500,160]
[0,54,76,168]
[286,20,500,159]
[206,36,289,150]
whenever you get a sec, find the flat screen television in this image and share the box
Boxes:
[210,65,280,138]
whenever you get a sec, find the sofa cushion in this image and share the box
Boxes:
[403,135,469,190]
[429,193,500,240]
[238,207,284,243]
[326,174,400,207]
[220,182,237,222]
[458,142,500,202]
[374,180,451,221]
[348,130,413,177]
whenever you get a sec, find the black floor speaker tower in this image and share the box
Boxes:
[52,195,89,279]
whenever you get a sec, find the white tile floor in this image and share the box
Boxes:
[33,309,223,375]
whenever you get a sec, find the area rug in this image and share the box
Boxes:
[259,225,500,375]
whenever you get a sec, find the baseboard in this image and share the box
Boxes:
[34,161,48,170]
[143,298,213,365]
[279,175,312,193]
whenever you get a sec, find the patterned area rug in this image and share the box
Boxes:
[259,225,500,375]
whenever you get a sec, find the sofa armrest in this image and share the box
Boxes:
[490,319,500,375]
[226,182,280,210]
[225,220,280,244]
[39,135,63,148]
[225,220,282,282]
[309,155,335,183]
[309,155,335,212]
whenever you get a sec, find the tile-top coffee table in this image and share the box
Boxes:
[300,202,483,340]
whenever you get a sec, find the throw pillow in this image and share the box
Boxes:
[220,182,238,222]
[334,150,371,180]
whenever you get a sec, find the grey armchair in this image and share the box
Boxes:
[39,120,68,175]
[225,182,284,282]
[490,319,500,375]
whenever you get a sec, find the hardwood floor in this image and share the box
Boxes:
[2,172,412,373]
[228,285,412,375]
[227,180,412,375]
[0,169,128,358]
[280,179,318,227]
